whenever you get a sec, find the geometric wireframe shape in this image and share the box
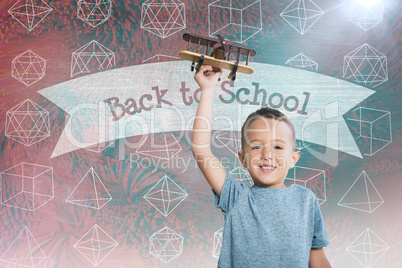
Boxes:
[346,228,390,268]
[285,166,326,205]
[343,43,388,87]
[0,226,46,267]
[135,133,182,160]
[77,0,112,27]
[285,53,318,71]
[213,227,223,259]
[8,0,52,32]
[5,99,50,146]
[85,141,115,153]
[74,224,118,266]
[215,131,252,185]
[1,162,54,212]
[229,166,252,186]
[141,0,186,38]
[338,171,384,213]
[70,40,116,77]
[345,107,392,156]
[208,0,262,43]
[280,0,324,35]
[142,54,180,63]
[143,175,188,217]
[349,1,383,31]
[149,227,183,263]
[66,167,112,209]
[11,50,46,86]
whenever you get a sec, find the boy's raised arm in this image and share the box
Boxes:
[192,65,226,197]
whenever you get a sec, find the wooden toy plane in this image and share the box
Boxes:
[178,33,256,81]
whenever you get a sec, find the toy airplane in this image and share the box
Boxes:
[178,33,256,81]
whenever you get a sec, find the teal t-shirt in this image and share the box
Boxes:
[213,172,329,268]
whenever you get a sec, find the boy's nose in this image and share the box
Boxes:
[262,148,275,160]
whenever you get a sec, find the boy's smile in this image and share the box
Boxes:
[239,117,300,188]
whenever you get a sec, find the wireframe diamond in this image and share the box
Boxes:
[66,167,112,209]
[8,0,52,31]
[149,227,183,263]
[0,226,46,267]
[12,50,46,86]
[5,99,50,146]
[338,171,383,213]
[215,131,242,155]
[346,228,390,267]
[280,0,324,35]
[141,0,186,38]
[343,43,388,87]
[213,228,223,259]
[71,40,116,77]
[77,0,112,27]
[1,162,54,211]
[135,133,182,160]
[74,224,118,266]
[285,53,318,71]
[144,175,188,217]
[349,1,383,31]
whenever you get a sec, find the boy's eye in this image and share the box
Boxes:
[251,145,262,150]
[274,145,283,150]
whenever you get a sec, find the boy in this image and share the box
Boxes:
[191,65,331,268]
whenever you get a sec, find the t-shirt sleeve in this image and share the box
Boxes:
[311,198,330,248]
[213,171,245,214]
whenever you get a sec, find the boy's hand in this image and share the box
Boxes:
[194,65,222,90]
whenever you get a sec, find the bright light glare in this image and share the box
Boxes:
[356,0,382,8]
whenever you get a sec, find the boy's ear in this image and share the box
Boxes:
[238,151,247,168]
[290,150,301,169]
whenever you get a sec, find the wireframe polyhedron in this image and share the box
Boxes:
[1,163,54,211]
[5,99,50,146]
[12,50,46,86]
[71,40,115,77]
[209,0,262,43]
[285,53,318,71]
[8,0,52,31]
[141,0,186,38]
[149,227,183,263]
[346,228,390,267]
[135,133,182,160]
[213,228,223,259]
[343,43,388,87]
[349,1,383,31]
[285,166,326,205]
[66,167,112,209]
[77,0,112,27]
[345,107,392,156]
[280,0,324,35]
[338,171,384,213]
[0,226,46,267]
[143,175,188,217]
[74,224,118,266]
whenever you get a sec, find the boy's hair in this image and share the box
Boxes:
[240,107,296,152]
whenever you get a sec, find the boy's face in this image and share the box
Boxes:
[238,117,300,188]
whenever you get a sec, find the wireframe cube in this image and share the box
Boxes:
[345,107,392,156]
[1,163,54,211]
[5,99,50,146]
[209,0,262,43]
[285,166,326,205]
